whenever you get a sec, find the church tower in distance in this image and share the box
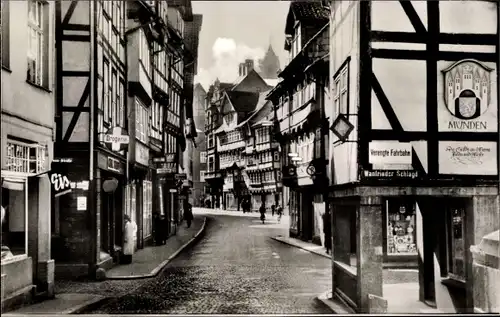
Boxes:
[258,43,281,79]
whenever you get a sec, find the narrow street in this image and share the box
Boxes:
[84,212,332,314]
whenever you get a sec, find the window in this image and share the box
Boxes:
[138,29,151,76]
[1,175,28,261]
[446,202,466,281]
[386,199,417,255]
[200,152,207,164]
[1,0,10,68]
[334,61,349,115]
[103,60,110,123]
[143,181,153,238]
[208,134,214,148]
[289,191,299,230]
[27,0,47,87]
[135,99,148,143]
[208,156,214,172]
[119,80,125,127]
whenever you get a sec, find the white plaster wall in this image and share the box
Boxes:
[328,0,360,185]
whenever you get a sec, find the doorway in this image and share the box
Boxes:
[100,175,123,262]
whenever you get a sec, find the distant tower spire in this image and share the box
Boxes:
[258,35,280,79]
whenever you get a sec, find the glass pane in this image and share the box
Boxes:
[450,207,465,280]
[386,199,417,255]
[2,178,27,258]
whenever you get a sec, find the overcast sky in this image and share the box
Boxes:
[192,1,290,90]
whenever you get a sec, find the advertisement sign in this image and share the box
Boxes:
[439,60,497,132]
[438,141,497,175]
[103,127,129,152]
[77,197,87,211]
[369,141,412,165]
[135,142,149,166]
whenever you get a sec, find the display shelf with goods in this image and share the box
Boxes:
[386,199,417,256]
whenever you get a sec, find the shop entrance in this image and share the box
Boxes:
[101,176,124,262]
[382,196,470,313]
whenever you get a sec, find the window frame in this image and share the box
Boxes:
[445,201,467,282]
[27,0,47,87]
[1,0,11,69]
[333,59,350,116]
[1,172,29,264]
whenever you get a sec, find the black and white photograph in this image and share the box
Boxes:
[0,0,499,315]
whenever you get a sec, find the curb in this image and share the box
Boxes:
[67,296,109,315]
[106,217,208,280]
[271,236,331,259]
[315,290,354,315]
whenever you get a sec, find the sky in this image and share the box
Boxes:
[192,1,291,91]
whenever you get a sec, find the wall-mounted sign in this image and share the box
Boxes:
[169,189,177,193]
[362,169,420,180]
[104,127,129,152]
[440,59,497,132]
[153,157,166,163]
[135,142,149,166]
[157,167,175,175]
[53,158,73,163]
[438,141,497,175]
[369,141,412,165]
[77,196,87,211]
[175,173,187,180]
[48,171,72,197]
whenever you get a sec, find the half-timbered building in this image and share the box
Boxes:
[240,96,282,211]
[266,1,330,246]
[1,0,56,310]
[326,0,499,313]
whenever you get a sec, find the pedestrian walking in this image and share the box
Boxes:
[276,203,283,223]
[122,214,137,264]
[184,203,194,228]
[322,209,332,254]
[259,203,266,224]
[271,204,276,217]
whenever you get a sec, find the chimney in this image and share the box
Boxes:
[238,63,246,77]
[245,59,254,72]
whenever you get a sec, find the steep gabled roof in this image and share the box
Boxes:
[285,1,330,35]
[219,82,234,91]
[231,68,268,91]
[237,91,273,128]
[224,91,261,123]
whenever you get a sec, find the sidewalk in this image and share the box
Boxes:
[107,216,206,279]
[4,215,207,315]
[273,234,429,314]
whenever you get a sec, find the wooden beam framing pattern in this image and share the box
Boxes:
[365,1,500,180]
[55,0,91,146]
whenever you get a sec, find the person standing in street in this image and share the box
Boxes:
[271,204,276,217]
[322,209,332,255]
[123,214,137,264]
[276,203,283,223]
[259,203,266,224]
[184,203,194,228]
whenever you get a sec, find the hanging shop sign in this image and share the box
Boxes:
[165,154,176,163]
[103,127,129,152]
[369,141,412,166]
[440,59,496,132]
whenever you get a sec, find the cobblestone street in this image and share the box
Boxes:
[83,212,332,314]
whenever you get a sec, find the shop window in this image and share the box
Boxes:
[289,190,299,230]
[143,181,153,239]
[446,203,466,281]
[386,199,417,255]
[1,176,28,261]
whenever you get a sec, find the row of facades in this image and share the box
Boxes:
[203,0,499,314]
[1,0,201,311]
